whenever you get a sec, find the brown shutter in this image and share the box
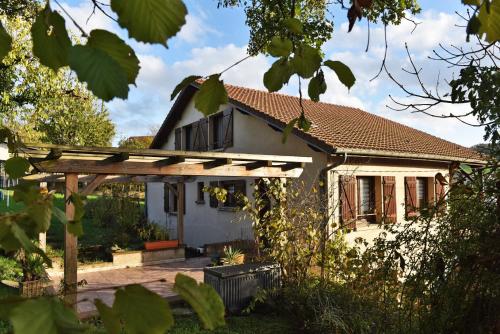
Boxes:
[191,121,200,151]
[435,175,446,213]
[174,128,182,150]
[199,118,208,151]
[382,176,397,223]
[339,175,356,229]
[163,183,170,213]
[222,108,233,148]
[209,181,219,208]
[405,177,417,218]
[426,177,436,206]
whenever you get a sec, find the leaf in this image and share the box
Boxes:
[324,60,356,90]
[114,284,174,334]
[31,5,72,71]
[10,224,52,265]
[297,114,312,132]
[308,70,327,102]
[263,58,293,92]
[28,200,53,233]
[290,44,322,79]
[283,17,303,34]
[66,193,85,237]
[69,45,129,101]
[282,118,298,144]
[111,0,187,45]
[194,74,228,116]
[52,206,68,225]
[171,75,202,100]
[5,156,30,179]
[460,163,473,174]
[268,37,293,57]
[95,299,121,334]
[87,29,140,84]
[10,297,86,334]
[0,21,12,61]
[477,0,500,42]
[0,296,25,320]
[174,274,225,330]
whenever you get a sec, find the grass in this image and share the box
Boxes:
[85,313,297,334]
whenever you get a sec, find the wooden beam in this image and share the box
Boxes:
[80,174,107,196]
[45,148,62,161]
[154,156,185,166]
[245,160,272,170]
[165,182,178,196]
[177,181,184,245]
[203,158,232,169]
[64,173,78,310]
[281,162,306,171]
[99,152,129,164]
[32,159,305,178]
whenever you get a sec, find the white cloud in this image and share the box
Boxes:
[59,1,119,37]
[177,14,219,44]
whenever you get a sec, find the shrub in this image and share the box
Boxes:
[0,256,22,281]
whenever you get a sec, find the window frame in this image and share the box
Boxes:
[196,181,205,204]
[356,176,376,223]
[415,177,428,209]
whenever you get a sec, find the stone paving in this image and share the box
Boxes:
[50,257,211,317]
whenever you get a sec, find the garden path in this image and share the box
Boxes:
[50,257,211,318]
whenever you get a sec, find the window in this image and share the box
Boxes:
[220,180,246,208]
[209,108,233,150]
[211,112,224,150]
[196,182,205,204]
[183,125,192,151]
[164,183,185,214]
[416,177,428,209]
[174,128,182,150]
[357,176,376,223]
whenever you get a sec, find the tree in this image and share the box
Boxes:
[0,15,115,146]
[118,136,154,149]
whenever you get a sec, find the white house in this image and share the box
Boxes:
[147,82,484,248]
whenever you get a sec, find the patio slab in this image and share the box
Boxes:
[50,257,211,318]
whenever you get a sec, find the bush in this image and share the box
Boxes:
[0,256,22,281]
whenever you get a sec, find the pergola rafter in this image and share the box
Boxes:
[17,143,311,309]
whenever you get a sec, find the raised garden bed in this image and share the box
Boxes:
[112,247,185,267]
[0,279,50,297]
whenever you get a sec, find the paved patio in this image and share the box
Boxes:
[51,257,211,317]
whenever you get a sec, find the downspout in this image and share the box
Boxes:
[319,152,347,282]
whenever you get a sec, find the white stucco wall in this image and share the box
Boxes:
[147,101,327,247]
[0,143,9,161]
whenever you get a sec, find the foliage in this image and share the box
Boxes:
[0,256,22,281]
[136,220,169,242]
[221,246,243,265]
[118,136,153,149]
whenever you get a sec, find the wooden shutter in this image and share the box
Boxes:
[174,128,182,150]
[163,183,170,213]
[209,181,219,208]
[405,177,417,218]
[191,121,200,151]
[339,175,356,229]
[222,108,233,148]
[435,175,446,213]
[199,118,208,151]
[382,176,397,223]
[426,177,436,206]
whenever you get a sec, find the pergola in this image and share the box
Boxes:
[19,143,311,307]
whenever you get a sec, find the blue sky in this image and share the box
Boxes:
[61,0,485,147]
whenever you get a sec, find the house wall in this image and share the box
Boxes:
[147,100,327,247]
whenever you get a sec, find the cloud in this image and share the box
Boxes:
[59,1,119,36]
[177,14,219,44]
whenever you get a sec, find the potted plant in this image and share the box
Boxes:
[222,246,245,265]
[0,253,48,297]
[138,221,178,251]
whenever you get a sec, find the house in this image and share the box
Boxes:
[147,82,484,247]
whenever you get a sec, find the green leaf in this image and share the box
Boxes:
[5,157,30,179]
[114,284,174,334]
[263,58,293,92]
[477,0,500,42]
[52,206,68,225]
[460,163,473,174]
[466,14,481,39]
[28,200,53,233]
[31,5,72,71]
[268,37,293,57]
[290,45,322,79]
[10,224,52,265]
[283,17,303,34]
[10,297,86,334]
[308,70,327,102]
[194,74,228,116]
[86,29,140,85]
[69,45,129,101]
[282,118,298,143]
[462,0,480,4]
[173,273,225,330]
[0,296,25,320]
[66,193,85,237]
[297,114,312,132]
[95,299,121,334]
[111,0,187,45]
[324,60,356,90]
[0,21,12,61]
[171,75,202,100]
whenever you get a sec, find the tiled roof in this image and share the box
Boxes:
[222,83,483,161]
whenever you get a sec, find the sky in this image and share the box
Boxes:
[60,0,486,147]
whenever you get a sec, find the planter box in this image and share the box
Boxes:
[113,247,185,267]
[0,279,49,298]
[144,240,179,251]
[204,263,281,313]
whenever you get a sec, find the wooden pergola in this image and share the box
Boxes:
[19,143,311,306]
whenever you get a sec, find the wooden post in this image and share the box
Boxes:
[64,173,78,309]
[177,181,184,245]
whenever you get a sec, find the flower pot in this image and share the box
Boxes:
[144,240,179,251]
[19,279,47,297]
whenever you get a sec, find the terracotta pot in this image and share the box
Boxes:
[144,240,179,251]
